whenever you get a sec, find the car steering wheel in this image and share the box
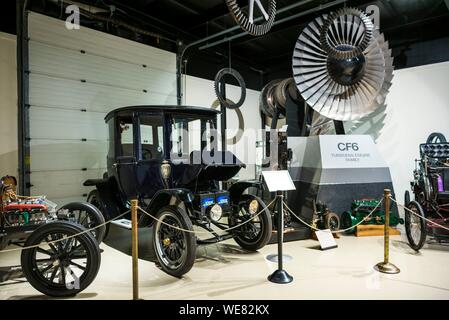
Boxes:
[142,148,153,160]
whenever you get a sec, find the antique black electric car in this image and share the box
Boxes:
[405,133,449,251]
[84,106,272,277]
[0,175,103,297]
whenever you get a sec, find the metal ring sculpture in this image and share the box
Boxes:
[226,0,277,36]
[214,68,247,109]
[320,7,374,60]
[292,8,393,121]
[211,99,245,145]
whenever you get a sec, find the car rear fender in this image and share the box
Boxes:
[84,177,126,220]
[138,189,194,227]
[228,180,264,204]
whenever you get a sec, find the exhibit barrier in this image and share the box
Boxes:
[375,189,400,274]
[3,190,449,298]
[283,199,384,234]
[0,210,131,253]
[131,199,139,300]
[391,197,449,232]
[136,198,277,235]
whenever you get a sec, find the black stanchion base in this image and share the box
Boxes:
[268,269,293,284]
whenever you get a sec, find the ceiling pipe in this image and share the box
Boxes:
[199,0,347,51]
[179,0,316,59]
[176,0,319,104]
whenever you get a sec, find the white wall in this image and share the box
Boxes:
[0,32,17,180]
[28,12,177,204]
[184,75,262,180]
[3,24,449,202]
[352,61,449,202]
[186,62,449,200]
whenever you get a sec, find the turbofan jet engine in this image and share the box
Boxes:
[286,7,397,233]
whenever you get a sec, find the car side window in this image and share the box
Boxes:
[139,115,164,160]
[119,120,134,157]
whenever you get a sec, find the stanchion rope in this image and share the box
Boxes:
[283,198,384,234]
[137,198,277,235]
[0,210,131,253]
[390,197,449,232]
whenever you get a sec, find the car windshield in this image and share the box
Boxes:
[170,115,217,163]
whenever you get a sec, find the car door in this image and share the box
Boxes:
[135,112,166,200]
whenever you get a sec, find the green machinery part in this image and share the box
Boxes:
[341,199,404,234]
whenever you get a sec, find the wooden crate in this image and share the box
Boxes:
[355,225,401,237]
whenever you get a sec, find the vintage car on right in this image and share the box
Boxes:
[404,132,449,251]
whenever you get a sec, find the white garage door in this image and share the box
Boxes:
[28,12,177,205]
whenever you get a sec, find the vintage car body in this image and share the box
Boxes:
[0,175,103,297]
[405,133,449,251]
[84,105,272,277]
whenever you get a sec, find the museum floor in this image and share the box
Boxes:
[1,225,449,300]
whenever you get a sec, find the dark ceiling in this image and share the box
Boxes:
[3,0,449,90]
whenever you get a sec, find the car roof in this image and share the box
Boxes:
[105,105,220,122]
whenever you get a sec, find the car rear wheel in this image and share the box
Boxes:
[231,195,272,251]
[87,190,110,240]
[59,202,106,244]
[152,205,196,278]
[21,221,101,297]
[405,201,427,251]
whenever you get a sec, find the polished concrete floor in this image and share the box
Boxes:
[1,224,449,300]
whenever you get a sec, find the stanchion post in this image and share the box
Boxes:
[131,199,140,300]
[268,191,293,284]
[375,189,400,274]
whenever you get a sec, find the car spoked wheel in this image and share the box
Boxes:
[324,212,340,232]
[87,190,111,240]
[21,221,101,297]
[153,206,196,278]
[58,202,106,244]
[231,195,272,251]
[405,201,427,251]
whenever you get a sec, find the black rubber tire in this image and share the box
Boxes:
[426,132,446,144]
[404,190,411,207]
[87,190,110,240]
[340,211,353,230]
[324,212,340,231]
[405,201,427,251]
[232,195,272,251]
[59,202,106,244]
[21,221,101,297]
[152,205,196,278]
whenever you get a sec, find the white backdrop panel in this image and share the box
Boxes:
[28,12,176,203]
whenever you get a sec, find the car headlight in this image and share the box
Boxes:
[248,199,259,215]
[209,204,223,222]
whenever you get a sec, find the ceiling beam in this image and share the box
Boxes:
[187,3,233,30]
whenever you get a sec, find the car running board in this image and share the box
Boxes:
[110,219,133,230]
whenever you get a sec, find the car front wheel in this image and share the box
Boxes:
[21,221,101,297]
[231,195,272,251]
[152,205,196,278]
[405,201,427,251]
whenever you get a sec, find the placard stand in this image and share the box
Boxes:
[262,171,295,284]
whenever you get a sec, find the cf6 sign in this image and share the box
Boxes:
[338,143,359,151]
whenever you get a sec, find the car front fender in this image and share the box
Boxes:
[138,189,194,227]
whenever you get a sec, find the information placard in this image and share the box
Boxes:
[262,170,296,192]
[315,229,338,250]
